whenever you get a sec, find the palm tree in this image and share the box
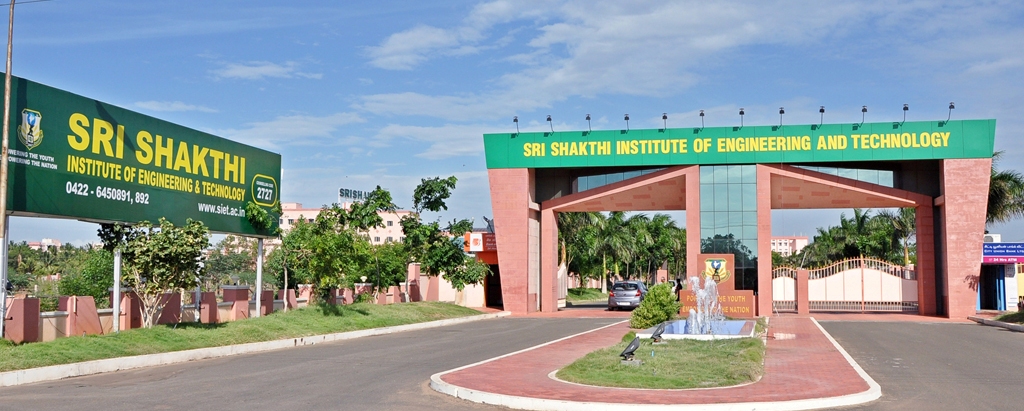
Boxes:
[987,152,1024,224]
[878,207,916,266]
[595,212,631,291]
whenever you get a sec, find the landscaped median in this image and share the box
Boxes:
[0,302,489,382]
[556,331,765,389]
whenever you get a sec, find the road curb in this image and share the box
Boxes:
[0,311,510,388]
[430,318,881,411]
[968,316,1024,332]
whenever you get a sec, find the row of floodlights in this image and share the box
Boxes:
[512,102,956,133]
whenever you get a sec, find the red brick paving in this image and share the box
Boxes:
[440,316,869,405]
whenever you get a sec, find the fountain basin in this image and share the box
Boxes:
[637,320,756,341]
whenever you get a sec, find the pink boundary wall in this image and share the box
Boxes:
[58,296,104,336]
[3,297,40,343]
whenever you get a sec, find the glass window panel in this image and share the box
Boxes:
[700,212,714,230]
[741,165,756,184]
[727,165,742,182]
[838,168,858,180]
[879,171,894,187]
[729,211,743,226]
[700,184,715,209]
[715,212,729,229]
[714,166,729,184]
[728,184,743,211]
[743,239,759,258]
[858,169,878,185]
[700,165,715,182]
[743,211,757,226]
[743,225,758,241]
[607,173,623,185]
[622,170,641,180]
[714,185,729,211]
[741,184,757,211]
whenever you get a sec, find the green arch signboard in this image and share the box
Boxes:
[3,76,281,237]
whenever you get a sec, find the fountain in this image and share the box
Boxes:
[637,274,755,340]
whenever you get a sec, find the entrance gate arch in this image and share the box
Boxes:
[484,119,995,319]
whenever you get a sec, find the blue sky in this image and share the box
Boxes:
[6,0,1024,244]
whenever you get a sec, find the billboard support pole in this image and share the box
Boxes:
[254,238,263,317]
[113,248,121,333]
[0,0,16,341]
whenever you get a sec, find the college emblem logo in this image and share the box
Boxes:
[18,109,44,150]
[702,258,731,283]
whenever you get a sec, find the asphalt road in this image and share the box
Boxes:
[0,317,623,411]
[821,321,1024,411]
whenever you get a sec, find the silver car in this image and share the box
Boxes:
[607,281,648,310]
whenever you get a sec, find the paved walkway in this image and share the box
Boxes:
[435,316,876,409]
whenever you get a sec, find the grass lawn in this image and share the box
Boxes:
[0,302,480,373]
[556,332,764,389]
[995,311,1024,324]
[567,287,607,303]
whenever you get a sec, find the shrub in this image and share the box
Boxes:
[57,250,114,307]
[630,283,680,329]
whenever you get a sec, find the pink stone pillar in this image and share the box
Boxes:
[915,204,938,315]
[157,292,182,325]
[200,292,219,324]
[797,269,810,316]
[279,289,297,309]
[756,165,774,317]
[230,300,248,321]
[58,296,80,337]
[3,297,40,343]
[221,286,249,302]
[260,290,274,315]
[686,168,702,282]
[407,263,421,302]
[940,158,991,319]
[540,208,558,312]
[488,168,534,314]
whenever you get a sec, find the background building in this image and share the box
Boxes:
[278,202,412,245]
[771,236,809,257]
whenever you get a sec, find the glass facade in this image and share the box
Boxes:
[795,166,894,187]
[575,168,664,193]
[700,165,758,291]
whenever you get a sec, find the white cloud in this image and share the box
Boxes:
[357,1,1024,123]
[134,100,218,113]
[211,61,322,80]
[366,25,461,70]
[214,112,365,150]
[373,123,492,159]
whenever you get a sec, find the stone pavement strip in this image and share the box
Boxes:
[431,317,880,411]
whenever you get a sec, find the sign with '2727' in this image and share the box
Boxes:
[3,76,282,237]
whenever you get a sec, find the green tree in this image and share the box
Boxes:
[877,207,917,266]
[205,235,259,287]
[401,176,485,292]
[57,249,114,307]
[987,152,1024,224]
[99,218,210,328]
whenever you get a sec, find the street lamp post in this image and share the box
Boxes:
[0,0,16,339]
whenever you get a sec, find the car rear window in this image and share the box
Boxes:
[613,283,638,291]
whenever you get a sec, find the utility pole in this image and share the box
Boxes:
[0,0,16,339]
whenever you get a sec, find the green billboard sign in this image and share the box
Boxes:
[484,119,996,169]
[3,76,281,237]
